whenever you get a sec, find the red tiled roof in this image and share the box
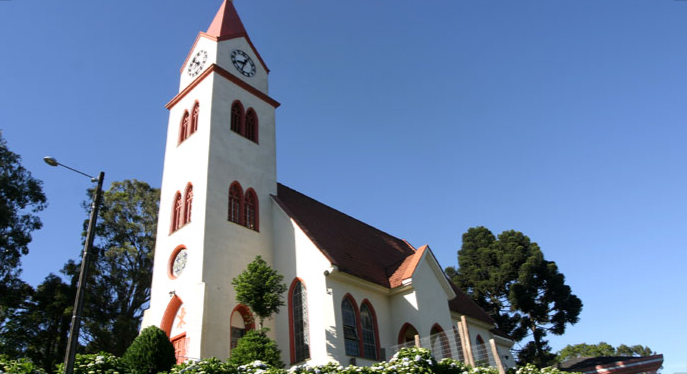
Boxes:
[274,183,498,327]
[274,184,416,288]
[559,355,664,374]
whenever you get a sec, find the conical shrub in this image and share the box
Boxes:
[122,326,176,374]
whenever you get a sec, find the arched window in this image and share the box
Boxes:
[360,302,378,360]
[230,304,255,352]
[179,110,190,144]
[190,102,200,135]
[231,101,244,134]
[397,323,419,345]
[430,324,451,360]
[341,297,360,357]
[183,184,193,225]
[245,108,258,142]
[475,335,489,366]
[244,189,258,231]
[228,182,243,224]
[289,279,309,363]
[452,326,465,361]
[171,192,182,233]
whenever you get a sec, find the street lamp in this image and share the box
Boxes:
[43,156,105,374]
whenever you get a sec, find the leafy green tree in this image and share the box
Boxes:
[447,227,582,367]
[558,342,656,361]
[18,274,76,373]
[0,132,46,322]
[122,326,176,374]
[228,329,284,368]
[231,255,287,328]
[64,179,160,356]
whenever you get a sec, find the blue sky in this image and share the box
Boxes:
[1,0,685,371]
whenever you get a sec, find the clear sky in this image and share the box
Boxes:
[1,0,685,371]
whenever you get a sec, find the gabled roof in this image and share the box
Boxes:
[447,280,496,325]
[274,183,416,288]
[274,183,498,327]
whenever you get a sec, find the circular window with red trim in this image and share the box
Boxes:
[168,246,188,279]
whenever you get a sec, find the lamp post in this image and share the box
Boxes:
[43,156,105,374]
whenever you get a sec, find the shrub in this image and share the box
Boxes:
[229,329,283,368]
[166,358,236,374]
[55,352,126,374]
[122,326,176,374]
[0,356,46,374]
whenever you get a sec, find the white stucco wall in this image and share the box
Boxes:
[144,31,278,362]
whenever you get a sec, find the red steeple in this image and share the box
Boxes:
[206,0,247,39]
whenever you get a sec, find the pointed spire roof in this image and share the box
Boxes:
[207,0,247,39]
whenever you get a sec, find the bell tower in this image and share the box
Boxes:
[142,0,280,361]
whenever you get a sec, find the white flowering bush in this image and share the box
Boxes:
[164,357,237,374]
[55,353,126,374]
[515,364,573,374]
[0,356,46,374]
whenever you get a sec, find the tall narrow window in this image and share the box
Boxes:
[244,189,258,231]
[183,184,193,225]
[230,305,254,352]
[430,324,451,360]
[475,335,489,366]
[342,298,360,357]
[190,102,200,135]
[290,280,309,363]
[179,111,190,144]
[245,109,258,142]
[171,192,182,232]
[228,182,243,224]
[231,101,243,134]
[360,303,378,360]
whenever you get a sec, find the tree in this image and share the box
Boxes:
[0,132,47,320]
[558,342,656,361]
[228,329,284,368]
[447,227,582,367]
[67,180,160,356]
[121,326,176,374]
[231,255,287,328]
[0,274,73,374]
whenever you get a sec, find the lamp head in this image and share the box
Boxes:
[43,156,59,167]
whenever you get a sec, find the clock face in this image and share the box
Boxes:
[171,249,188,278]
[230,49,256,77]
[187,50,208,77]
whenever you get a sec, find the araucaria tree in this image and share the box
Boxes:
[447,226,582,367]
[231,255,288,328]
[67,180,160,356]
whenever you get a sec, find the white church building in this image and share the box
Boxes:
[141,1,515,370]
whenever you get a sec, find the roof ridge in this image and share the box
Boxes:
[277,183,414,254]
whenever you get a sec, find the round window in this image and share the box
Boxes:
[170,248,188,278]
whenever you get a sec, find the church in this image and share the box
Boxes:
[140,1,515,370]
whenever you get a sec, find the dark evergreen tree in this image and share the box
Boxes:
[0,274,73,373]
[121,326,176,374]
[0,132,46,323]
[447,226,582,367]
